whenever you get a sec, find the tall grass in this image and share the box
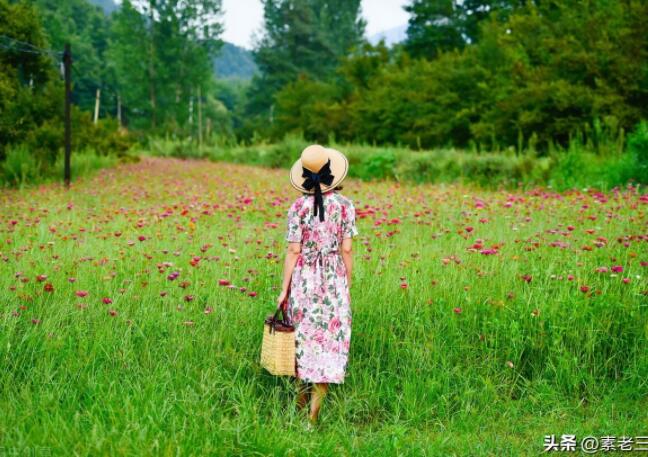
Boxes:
[0,157,645,455]
[143,126,646,191]
[1,145,129,189]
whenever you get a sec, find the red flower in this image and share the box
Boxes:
[103,297,113,304]
[108,309,118,316]
[218,279,230,286]
[611,265,623,273]
[75,290,89,297]
[580,285,590,293]
[521,274,532,283]
[36,274,47,282]
[453,307,462,314]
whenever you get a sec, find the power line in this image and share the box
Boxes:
[0,34,63,58]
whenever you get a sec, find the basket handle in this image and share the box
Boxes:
[274,282,291,325]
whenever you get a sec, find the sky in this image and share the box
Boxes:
[221,0,411,49]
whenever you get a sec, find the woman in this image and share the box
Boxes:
[276,144,358,425]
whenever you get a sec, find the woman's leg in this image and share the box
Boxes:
[296,379,310,411]
[309,383,329,423]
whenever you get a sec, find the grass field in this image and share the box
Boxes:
[1,157,646,456]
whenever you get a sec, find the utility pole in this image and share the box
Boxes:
[197,86,203,147]
[93,88,101,124]
[63,43,72,189]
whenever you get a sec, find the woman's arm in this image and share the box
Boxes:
[341,237,353,289]
[277,242,301,307]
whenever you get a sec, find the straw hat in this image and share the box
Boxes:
[289,144,348,194]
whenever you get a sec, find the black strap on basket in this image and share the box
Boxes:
[266,284,294,333]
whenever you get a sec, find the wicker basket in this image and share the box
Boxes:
[260,296,296,377]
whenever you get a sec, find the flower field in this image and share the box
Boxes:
[1,157,646,456]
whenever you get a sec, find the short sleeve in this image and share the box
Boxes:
[342,200,359,239]
[285,199,303,243]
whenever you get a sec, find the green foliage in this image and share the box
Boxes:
[1,143,40,188]
[244,0,365,136]
[146,134,644,190]
[269,0,648,154]
[30,0,114,113]
[404,0,522,58]
[356,149,397,181]
[1,144,122,188]
[107,0,224,133]
[627,121,648,184]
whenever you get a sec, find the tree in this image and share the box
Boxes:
[29,0,113,113]
[108,0,223,132]
[404,0,524,58]
[243,0,365,136]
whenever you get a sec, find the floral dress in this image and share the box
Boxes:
[285,190,359,383]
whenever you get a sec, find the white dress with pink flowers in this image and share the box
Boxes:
[285,190,358,384]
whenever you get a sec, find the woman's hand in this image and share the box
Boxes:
[276,288,288,309]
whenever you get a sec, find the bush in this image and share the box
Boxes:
[1,144,40,188]
[627,121,648,184]
[138,132,645,190]
[53,148,119,180]
[357,149,397,181]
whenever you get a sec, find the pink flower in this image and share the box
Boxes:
[611,265,623,273]
[329,317,341,333]
[102,297,113,304]
[218,279,230,286]
[622,278,631,284]
[75,290,89,297]
[580,285,590,293]
[453,307,462,314]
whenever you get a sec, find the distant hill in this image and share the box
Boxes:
[213,42,257,80]
[368,24,408,47]
[88,0,118,14]
[88,0,256,80]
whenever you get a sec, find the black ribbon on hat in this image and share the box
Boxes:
[301,158,334,222]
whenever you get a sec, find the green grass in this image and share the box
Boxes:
[0,156,646,456]
[143,132,645,191]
